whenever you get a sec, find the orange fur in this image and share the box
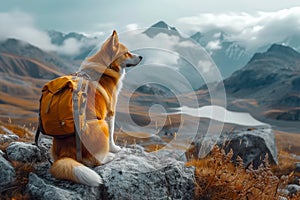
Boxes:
[51,158,82,183]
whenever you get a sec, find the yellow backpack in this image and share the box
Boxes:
[35,74,88,161]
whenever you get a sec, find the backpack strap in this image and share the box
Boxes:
[35,94,44,147]
[72,75,89,162]
[35,125,40,147]
[35,95,54,164]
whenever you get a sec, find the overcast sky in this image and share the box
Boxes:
[1,0,299,33]
[1,0,300,53]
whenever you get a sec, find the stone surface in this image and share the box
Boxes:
[27,173,105,200]
[0,154,16,192]
[286,184,300,195]
[27,147,195,200]
[0,134,19,143]
[6,141,49,163]
[216,128,278,168]
[96,147,195,200]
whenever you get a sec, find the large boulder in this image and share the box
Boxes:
[96,147,194,199]
[27,146,195,200]
[217,128,278,168]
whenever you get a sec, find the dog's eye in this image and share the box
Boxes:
[124,52,131,58]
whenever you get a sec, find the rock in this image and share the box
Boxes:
[27,173,75,200]
[27,173,104,200]
[96,148,194,199]
[6,142,48,163]
[27,147,195,200]
[39,137,53,150]
[156,149,187,162]
[0,154,16,192]
[0,134,19,143]
[286,184,300,195]
[217,128,278,168]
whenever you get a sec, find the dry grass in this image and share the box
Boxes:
[0,120,35,199]
[186,146,300,200]
[186,146,279,199]
[0,120,34,152]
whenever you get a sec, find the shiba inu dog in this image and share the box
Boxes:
[50,30,142,186]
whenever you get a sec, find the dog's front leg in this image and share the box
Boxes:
[107,116,121,153]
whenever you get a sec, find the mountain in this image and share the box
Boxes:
[143,22,254,78]
[190,31,252,78]
[224,44,300,121]
[44,22,300,80]
[46,30,98,61]
[0,38,74,124]
[0,39,76,74]
[47,30,87,46]
[143,21,181,38]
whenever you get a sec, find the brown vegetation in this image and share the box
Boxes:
[0,121,34,199]
[186,146,300,200]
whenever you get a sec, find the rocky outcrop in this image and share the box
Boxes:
[27,172,104,200]
[0,153,16,193]
[6,141,48,163]
[195,128,278,168]
[217,128,278,168]
[95,147,194,199]
[1,141,195,199]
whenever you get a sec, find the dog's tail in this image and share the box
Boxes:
[50,157,103,186]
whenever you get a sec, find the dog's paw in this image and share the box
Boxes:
[102,152,115,164]
[109,144,121,153]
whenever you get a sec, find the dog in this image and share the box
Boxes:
[50,30,142,186]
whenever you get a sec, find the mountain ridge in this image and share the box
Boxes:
[0,38,77,74]
[224,43,300,121]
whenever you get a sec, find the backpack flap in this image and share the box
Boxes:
[42,76,76,93]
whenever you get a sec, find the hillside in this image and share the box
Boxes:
[224,44,300,122]
[0,39,77,73]
[0,39,74,125]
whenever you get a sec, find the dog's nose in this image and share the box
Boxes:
[139,56,143,60]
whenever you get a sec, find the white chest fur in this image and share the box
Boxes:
[115,69,125,97]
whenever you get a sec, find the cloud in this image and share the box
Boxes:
[206,40,222,51]
[56,38,82,56]
[0,10,56,51]
[125,23,139,31]
[0,10,99,56]
[176,7,300,49]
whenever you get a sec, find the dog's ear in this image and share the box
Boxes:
[111,30,119,50]
[112,30,118,38]
[87,31,118,64]
[86,30,127,66]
